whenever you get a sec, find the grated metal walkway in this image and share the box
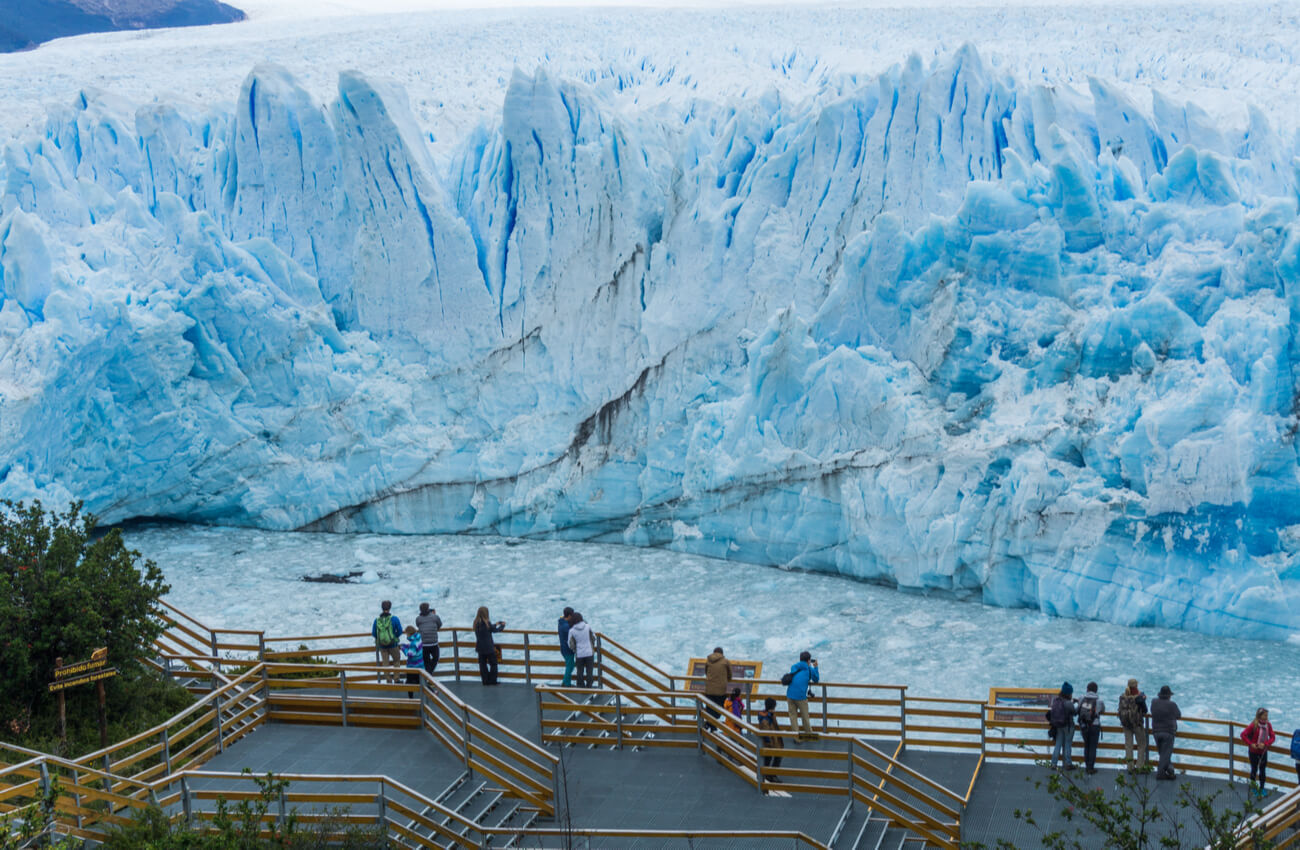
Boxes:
[201,682,1271,848]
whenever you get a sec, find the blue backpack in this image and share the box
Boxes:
[1289,729,1300,761]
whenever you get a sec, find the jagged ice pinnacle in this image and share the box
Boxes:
[3,47,1300,639]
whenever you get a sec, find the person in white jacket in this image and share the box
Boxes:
[567,612,596,688]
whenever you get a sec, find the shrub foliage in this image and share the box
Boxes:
[0,500,170,738]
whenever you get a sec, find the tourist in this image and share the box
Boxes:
[558,606,575,687]
[371,600,403,684]
[756,697,785,784]
[703,647,732,731]
[1117,678,1149,772]
[401,625,423,697]
[1240,707,1276,797]
[567,611,596,688]
[415,602,442,675]
[1151,685,1181,779]
[473,606,506,685]
[1292,728,1300,785]
[724,686,745,732]
[1077,682,1105,774]
[1048,682,1078,770]
[785,651,820,741]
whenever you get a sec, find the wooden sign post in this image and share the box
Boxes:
[49,647,117,748]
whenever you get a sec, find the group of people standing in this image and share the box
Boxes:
[556,607,596,688]
[1048,679,1281,797]
[371,601,597,689]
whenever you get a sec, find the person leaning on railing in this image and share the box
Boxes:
[415,603,442,674]
[567,612,595,688]
[558,607,575,687]
[371,600,403,684]
[473,606,507,685]
[1117,678,1149,773]
[1150,685,1181,780]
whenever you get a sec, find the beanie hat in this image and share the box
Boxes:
[1061,682,1073,698]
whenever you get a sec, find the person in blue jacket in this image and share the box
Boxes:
[785,651,820,741]
[558,607,575,687]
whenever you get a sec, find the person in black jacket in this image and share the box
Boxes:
[473,606,506,685]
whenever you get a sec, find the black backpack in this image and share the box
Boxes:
[1048,696,1070,727]
[781,669,796,687]
[1078,695,1099,727]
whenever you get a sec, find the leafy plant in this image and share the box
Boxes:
[963,761,1274,850]
[102,772,387,849]
[0,500,171,751]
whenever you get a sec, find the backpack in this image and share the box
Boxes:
[1290,729,1300,761]
[1118,691,1142,730]
[1078,695,1099,727]
[1048,696,1070,727]
[375,614,396,646]
[781,670,795,687]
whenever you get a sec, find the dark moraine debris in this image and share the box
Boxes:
[3,0,245,53]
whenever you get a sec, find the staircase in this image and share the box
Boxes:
[406,772,538,848]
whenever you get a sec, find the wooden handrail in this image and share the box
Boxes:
[855,738,965,810]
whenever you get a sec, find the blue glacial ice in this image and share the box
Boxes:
[3,48,1300,638]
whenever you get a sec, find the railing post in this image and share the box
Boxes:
[979,700,987,759]
[461,703,473,775]
[756,728,765,796]
[524,633,532,685]
[376,780,387,826]
[1228,721,1235,783]
[821,683,829,733]
[214,691,225,753]
[278,787,287,825]
[210,632,221,674]
[615,692,624,749]
[162,727,173,775]
[39,762,51,798]
[258,662,270,726]
[535,688,546,743]
[102,754,112,793]
[419,677,428,730]
[453,629,462,682]
[258,633,266,662]
[845,739,855,809]
[696,700,704,753]
[340,669,349,727]
[899,687,908,752]
[595,634,605,689]
[181,776,192,824]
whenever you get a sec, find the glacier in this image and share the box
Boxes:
[4,44,1300,639]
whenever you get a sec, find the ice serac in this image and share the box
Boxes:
[4,49,1300,640]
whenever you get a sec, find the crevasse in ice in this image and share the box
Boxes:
[3,48,1300,638]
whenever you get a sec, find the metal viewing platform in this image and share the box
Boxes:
[2,600,1298,849]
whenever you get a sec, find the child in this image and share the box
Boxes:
[401,625,423,698]
[723,687,745,733]
[756,697,785,784]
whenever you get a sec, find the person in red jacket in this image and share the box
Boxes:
[1241,707,1277,797]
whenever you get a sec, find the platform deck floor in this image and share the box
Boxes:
[201,681,1272,848]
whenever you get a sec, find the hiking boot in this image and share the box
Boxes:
[1086,768,1098,775]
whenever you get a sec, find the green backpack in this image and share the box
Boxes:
[375,614,396,646]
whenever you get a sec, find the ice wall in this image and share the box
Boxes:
[4,48,1300,638]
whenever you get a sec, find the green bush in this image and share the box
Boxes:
[0,500,171,747]
[102,773,388,849]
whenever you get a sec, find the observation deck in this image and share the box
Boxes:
[3,600,1297,849]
